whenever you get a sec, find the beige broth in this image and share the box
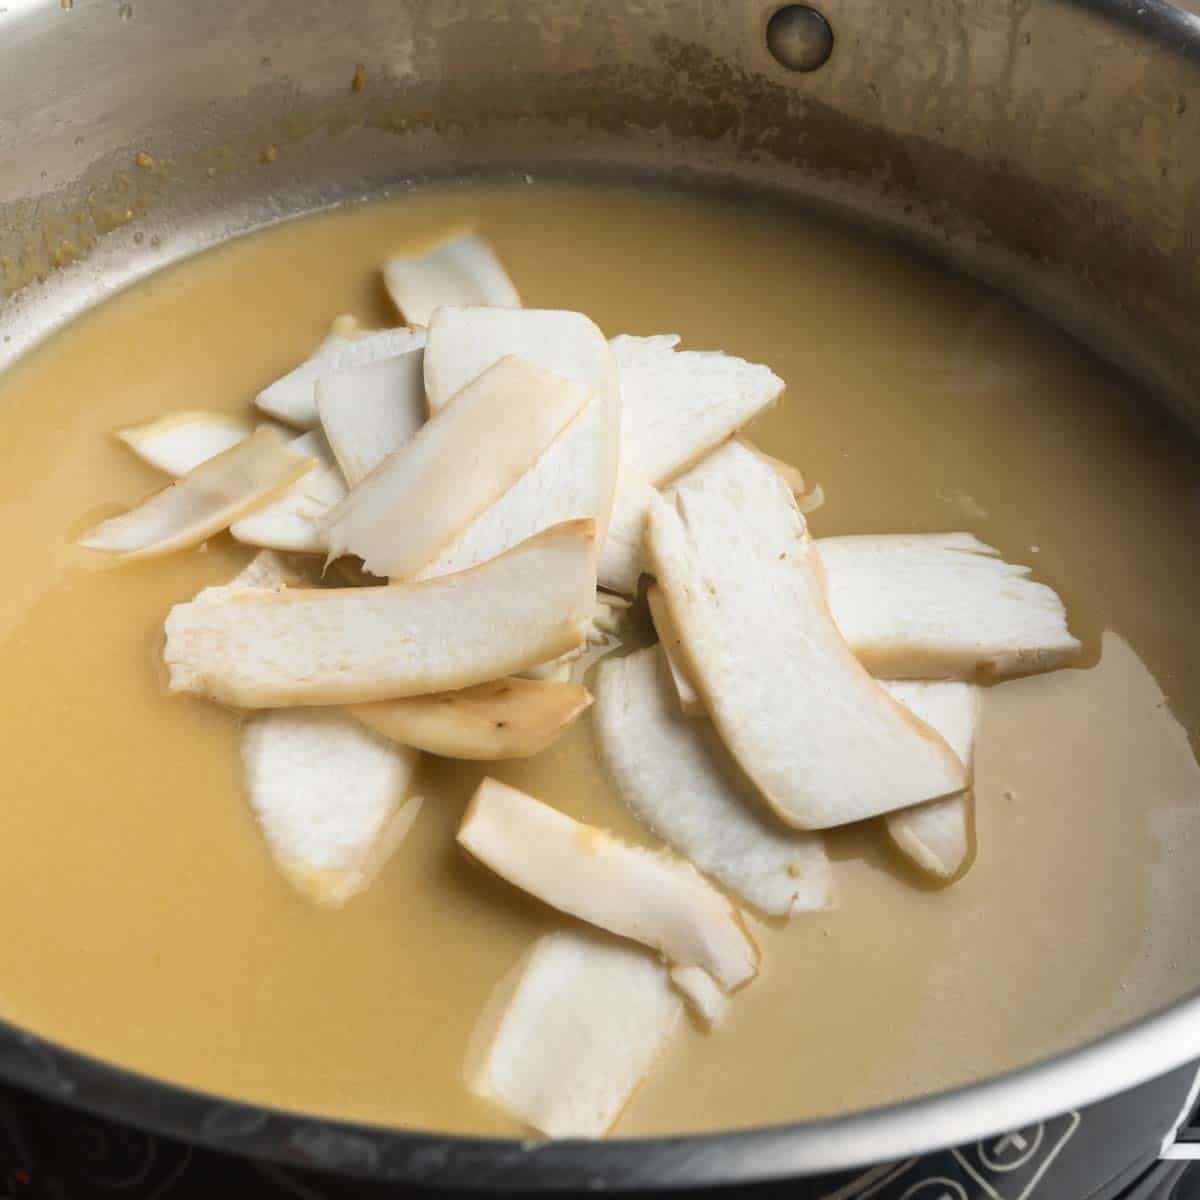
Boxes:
[1,184,1199,1137]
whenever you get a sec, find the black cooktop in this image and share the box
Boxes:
[2,1061,1199,1199]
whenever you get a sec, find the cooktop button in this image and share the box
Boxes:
[978,1123,1045,1172]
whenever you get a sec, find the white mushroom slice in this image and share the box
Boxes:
[816,533,1082,680]
[315,349,426,487]
[458,778,759,991]
[610,334,784,485]
[228,549,303,590]
[647,441,967,830]
[595,647,832,916]
[350,677,592,761]
[324,356,590,580]
[163,519,597,708]
[645,584,704,718]
[242,708,422,909]
[597,465,656,596]
[383,233,521,328]
[79,428,315,561]
[519,591,629,684]
[670,965,730,1030]
[415,391,619,584]
[423,307,620,542]
[116,411,252,476]
[881,680,978,879]
[466,930,681,1139]
[229,430,347,555]
[256,324,426,429]
[734,436,806,495]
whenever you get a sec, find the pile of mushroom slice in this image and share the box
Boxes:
[77,229,1082,1139]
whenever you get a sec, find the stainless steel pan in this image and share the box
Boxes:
[2,0,1199,1188]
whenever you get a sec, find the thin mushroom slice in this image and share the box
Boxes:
[458,778,759,991]
[466,930,681,1139]
[670,966,730,1030]
[733,436,824,511]
[609,334,784,485]
[230,429,347,555]
[163,519,598,708]
[415,393,626,592]
[645,584,704,718]
[816,533,1082,679]
[256,322,426,429]
[598,464,656,596]
[242,707,422,909]
[315,349,426,487]
[595,646,832,916]
[228,548,303,590]
[78,427,315,561]
[350,677,592,761]
[324,356,591,580]
[881,680,978,879]
[116,411,252,476]
[383,233,521,327]
[647,440,967,830]
[423,306,620,542]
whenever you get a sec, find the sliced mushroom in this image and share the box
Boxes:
[422,306,620,542]
[324,356,590,580]
[350,677,592,760]
[647,440,967,830]
[465,930,681,1138]
[228,548,303,590]
[229,429,347,555]
[256,322,426,429]
[594,646,832,916]
[242,707,422,909]
[670,966,730,1030]
[414,392,622,587]
[734,436,807,496]
[645,584,704,717]
[116,410,252,476]
[881,680,978,879]
[163,519,598,708]
[597,464,656,596]
[816,532,1082,679]
[383,233,520,327]
[315,349,426,486]
[458,778,759,991]
[78,427,315,561]
[610,334,784,485]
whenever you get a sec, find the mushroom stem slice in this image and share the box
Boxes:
[423,306,620,542]
[458,778,759,991]
[816,532,1082,679]
[645,585,704,717]
[256,322,426,429]
[324,356,591,580]
[229,429,347,555]
[595,647,832,917]
[350,677,592,761]
[79,427,315,560]
[647,440,967,830]
[116,411,252,476]
[610,334,784,485]
[315,349,426,487]
[598,464,656,596]
[383,233,521,327]
[242,707,422,909]
[466,930,681,1139]
[163,518,598,708]
[670,966,730,1030]
[881,680,978,879]
[415,392,626,591]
